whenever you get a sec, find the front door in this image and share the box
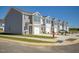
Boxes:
[29,26,32,34]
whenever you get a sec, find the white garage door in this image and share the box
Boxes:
[34,27,40,35]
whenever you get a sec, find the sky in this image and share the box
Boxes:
[0,6,79,28]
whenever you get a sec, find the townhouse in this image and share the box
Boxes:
[5,8,42,35]
[43,16,52,34]
[4,8,69,35]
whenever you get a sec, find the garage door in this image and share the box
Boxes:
[34,27,40,35]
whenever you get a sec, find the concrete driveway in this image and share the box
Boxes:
[0,38,79,53]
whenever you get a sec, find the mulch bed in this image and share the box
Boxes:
[66,38,77,41]
[76,35,79,37]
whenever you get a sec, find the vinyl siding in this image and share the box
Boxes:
[5,8,22,34]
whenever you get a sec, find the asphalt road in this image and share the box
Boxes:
[0,39,79,53]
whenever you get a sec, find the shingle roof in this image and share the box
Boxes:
[11,8,34,15]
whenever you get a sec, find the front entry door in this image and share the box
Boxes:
[29,26,32,34]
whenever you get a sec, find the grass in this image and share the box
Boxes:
[0,33,54,39]
[0,36,54,43]
[0,29,3,32]
[24,34,54,39]
[69,28,79,33]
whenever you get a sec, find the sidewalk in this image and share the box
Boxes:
[56,33,79,41]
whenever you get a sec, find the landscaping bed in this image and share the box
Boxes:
[76,35,79,37]
[66,38,77,41]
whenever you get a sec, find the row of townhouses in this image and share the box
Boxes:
[4,8,69,35]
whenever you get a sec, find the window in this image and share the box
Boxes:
[46,17,51,24]
[46,18,50,24]
[0,24,2,26]
[29,26,32,34]
[33,14,41,23]
[24,22,28,30]
[24,15,29,22]
[46,19,49,23]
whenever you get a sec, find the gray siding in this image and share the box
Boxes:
[5,8,22,34]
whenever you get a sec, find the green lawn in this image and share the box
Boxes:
[0,29,3,32]
[24,34,54,39]
[0,36,54,43]
[69,28,79,33]
[0,33,54,39]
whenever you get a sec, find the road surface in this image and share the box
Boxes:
[0,39,79,53]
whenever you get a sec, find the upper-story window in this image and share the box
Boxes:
[0,24,2,26]
[46,17,51,24]
[24,15,29,23]
[24,22,28,30]
[33,12,41,24]
[46,19,49,23]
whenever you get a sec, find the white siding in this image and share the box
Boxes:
[54,25,58,33]
[46,24,51,34]
[34,26,40,35]
[22,15,29,34]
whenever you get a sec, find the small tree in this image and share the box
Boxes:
[51,18,55,38]
[52,30,55,38]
